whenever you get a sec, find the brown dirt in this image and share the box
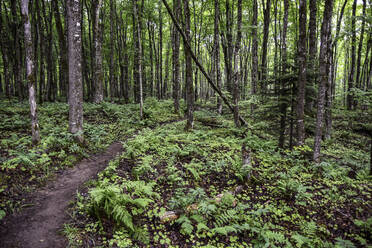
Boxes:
[0,142,123,248]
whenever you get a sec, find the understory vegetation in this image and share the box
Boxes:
[51,100,372,248]
[0,99,178,216]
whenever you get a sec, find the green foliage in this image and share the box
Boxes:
[88,181,157,243]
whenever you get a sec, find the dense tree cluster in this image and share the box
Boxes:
[0,0,371,162]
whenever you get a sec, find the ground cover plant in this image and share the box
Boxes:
[0,99,179,217]
[64,106,371,248]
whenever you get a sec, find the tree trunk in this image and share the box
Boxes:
[183,0,194,130]
[233,0,242,127]
[133,0,143,118]
[356,0,366,89]
[162,0,248,126]
[224,0,233,94]
[305,0,317,113]
[148,21,154,98]
[260,0,271,94]
[22,0,40,145]
[109,0,115,101]
[296,0,307,146]
[313,0,334,162]
[172,0,181,113]
[67,0,84,143]
[347,0,357,110]
[92,0,104,103]
[159,2,163,99]
[213,0,222,114]
[278,0,289,148]
[251,0,258,113]
[11,0,23,102]
[54,0,68,100]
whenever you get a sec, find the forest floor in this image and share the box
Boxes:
[0,142,123,248]
[0,99,371,247]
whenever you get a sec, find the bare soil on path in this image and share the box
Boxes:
[0,142,123,248]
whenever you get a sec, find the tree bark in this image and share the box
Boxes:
[278,0,289,148]
[183,0,194,130]
[251,0,258,113]
[67,0,84,143]
[92,0,104,103]
[214,0,222,114]
[232,0,242,127]
[172,0,181,113]
[22,0,40,145]
[133,0,143,118]
[260,0,271,94]
[356,0,366,89]
[158,2,163,99]
[54,0,68,100]
[347,0,357,110]
[305,0,317,113]
[296,0,307,146]
[313,0,334,162]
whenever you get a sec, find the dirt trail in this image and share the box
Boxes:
[0,142,123,248]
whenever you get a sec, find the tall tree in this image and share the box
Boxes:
[133,0,144,118]
[296,0,307,146]
[278,0,289,148]
[232,0,242,127]
[313,0,334,162]
[53,0,68,99]
[22,0,40,145]
[67,0,84,143]
[356,0,367,89]
[347,0,357,110]
[183,0,194,130]
[172,0,181,113]
[306,0,317,113]
[92,0,104,103]
[260,0,271,93]
[109,0,115,100]
[214,0,222,114]
[251,0,258,113]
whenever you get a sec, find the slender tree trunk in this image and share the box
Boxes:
[279,0,289,148]
[233,0,242,127]
[172,0,181,113]
[22,0,40,145]
[67,0,84,143]
[133,0,143,118]
[109,0,115,101]
[214,0,222,114]
[260,0,271,94]
[356,0,366,89]
[347,0,357,110]
[164,41,170,98]
[54,0,68,100]
[162,0,248,126]
[225,0,233,94]
[251,0,258,114]
[148,21,154,98]
[36,0,45,103]
[11,0,23,102]
[296,0,307,146]
[183,0,194,130]
[159,2,163,99]
[313,0,334,162]
[306,0,317,113]
[92,0,104,103]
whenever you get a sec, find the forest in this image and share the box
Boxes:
[0,0,371,247]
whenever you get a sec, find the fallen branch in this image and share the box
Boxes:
[161,0,248,126]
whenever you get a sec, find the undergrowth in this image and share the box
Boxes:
[0,99,178,217]
[65,106,371,247]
